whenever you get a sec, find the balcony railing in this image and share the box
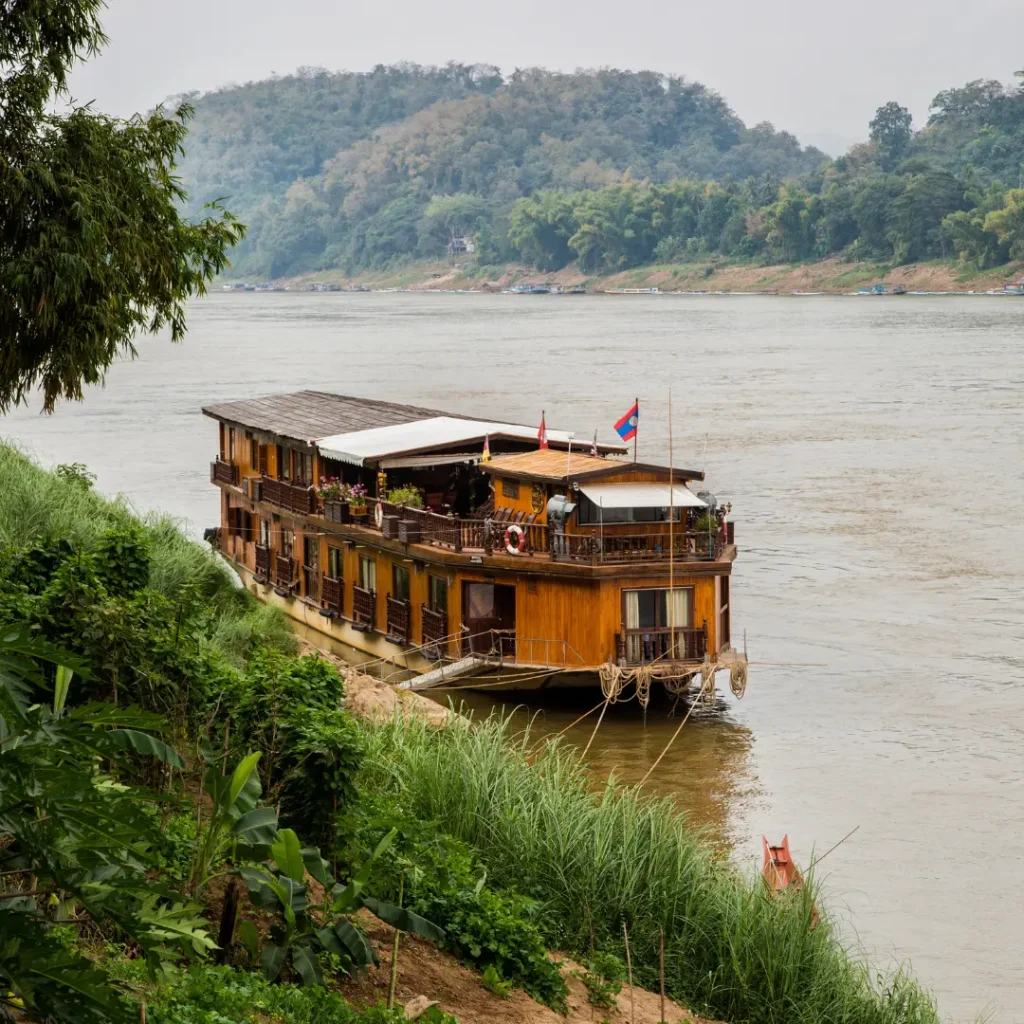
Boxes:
[254,544,271,581]
[261,475,317,516]
[615,622,708,664]
[420,605,448,659]
[211,460,239,486]
[352,585,376,631]
[322,575,343,616]
[315,498,732,566]
[274,555,296,591]
[551,530,722,564]
[385,596,410,643]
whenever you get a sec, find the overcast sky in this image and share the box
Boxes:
[71,0,1022,155]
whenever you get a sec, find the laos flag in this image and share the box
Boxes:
[614,401,639,442]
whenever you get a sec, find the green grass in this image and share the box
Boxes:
[0,443,293,664]
[358,712,941,1024]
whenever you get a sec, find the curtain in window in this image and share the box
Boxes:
[669,588,693,657]
[624,590,641,662]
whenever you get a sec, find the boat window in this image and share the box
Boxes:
[622,587,693,630]
[277,445,290,480]
[280,528,293,559]
[249,434,259,470]
[578,494,680,524]
[359,555,376,593]
[428,574,448,614]
[327,545,343,580]
[392,565,410,603]
[259,518,271,547]
[465,582,495,619]
[228,428,236,461]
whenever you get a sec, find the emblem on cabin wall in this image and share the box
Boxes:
[531,483,546,514]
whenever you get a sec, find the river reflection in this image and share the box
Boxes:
[432,689,758,851]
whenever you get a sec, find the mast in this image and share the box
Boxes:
[633,395,639,464]
[668,387,674,657]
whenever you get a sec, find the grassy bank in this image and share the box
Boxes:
[274,255,1024,296]
[360,713,940,1024]
[0,443,292,664]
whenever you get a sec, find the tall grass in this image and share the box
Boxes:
[360,713,940,1024]
[0,443,293,663]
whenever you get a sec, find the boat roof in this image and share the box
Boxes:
[319,416,590,467]
[481,448,703,483]
[202,391,444,446]
[202,390,628,460]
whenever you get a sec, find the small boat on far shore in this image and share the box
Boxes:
[856,283,906,296]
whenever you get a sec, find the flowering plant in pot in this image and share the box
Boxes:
[345,482,369,516]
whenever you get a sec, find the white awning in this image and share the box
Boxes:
[316,416,621,466]
[578,482,706,509]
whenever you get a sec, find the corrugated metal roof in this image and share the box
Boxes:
[201,391,448,445]
[482,448,627,481]
[317,417,581,466]
[578,482,706,508]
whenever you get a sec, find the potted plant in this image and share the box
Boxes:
[385,484,424,509]
[317,478,349,523]
[346,482,369,520]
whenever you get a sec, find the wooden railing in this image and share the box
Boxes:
[322,575,343,615]
[254,544,271,581]
[327,500,731,566]
[420,605,448,658]
[210,460,238,486]
[385,596,410,643]
[551,530,721,564]
[275,555,296,591]
[352,585,376,630]
[615,622,707,664]
[302,565,320,603]
[261,475,317,516]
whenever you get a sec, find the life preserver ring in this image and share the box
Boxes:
[374,502,384,529]
[505,523,527,555]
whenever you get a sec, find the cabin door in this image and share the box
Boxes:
[462,582,516,657]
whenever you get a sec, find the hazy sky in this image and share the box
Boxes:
[71,0,1022,154]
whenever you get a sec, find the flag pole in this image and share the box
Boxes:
[633,396,638,464]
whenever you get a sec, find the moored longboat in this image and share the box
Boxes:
[204,391,746,699]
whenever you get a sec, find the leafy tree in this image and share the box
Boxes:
[508,191,576,270]
[983,188,1024,259]
[0,0,243,412]
[416,193,487,256]
[869,102,913,171]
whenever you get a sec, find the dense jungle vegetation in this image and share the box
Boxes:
[0,444,945,1024]
[174,65,1024,278]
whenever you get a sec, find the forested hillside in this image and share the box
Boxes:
[175,65,1024,279]
[174,64,827,277]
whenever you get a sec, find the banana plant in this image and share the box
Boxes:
[240,827,444,987]
[189,749,279,895]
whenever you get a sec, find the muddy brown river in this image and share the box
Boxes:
[3,291,1022,1020]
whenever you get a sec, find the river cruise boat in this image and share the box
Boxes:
[204,391,744,693]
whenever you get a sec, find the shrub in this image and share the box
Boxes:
[148,966,406,1024]
[353,799,568,1011]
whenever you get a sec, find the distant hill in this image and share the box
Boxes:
[172,64,828,278]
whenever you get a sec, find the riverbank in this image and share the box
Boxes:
[267,256,1024,295]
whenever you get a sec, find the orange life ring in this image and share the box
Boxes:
[505,523,527,555]
[374,501,384,529]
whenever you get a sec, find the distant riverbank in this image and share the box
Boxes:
[243,256,1024,296]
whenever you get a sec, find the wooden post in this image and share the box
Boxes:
[659,927,666,1024]
[622,921,634,1024]
[387,876,404,1009]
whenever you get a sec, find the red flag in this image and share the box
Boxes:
[538,410,548,449]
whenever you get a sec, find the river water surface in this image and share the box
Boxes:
[3,292,1022,1020]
